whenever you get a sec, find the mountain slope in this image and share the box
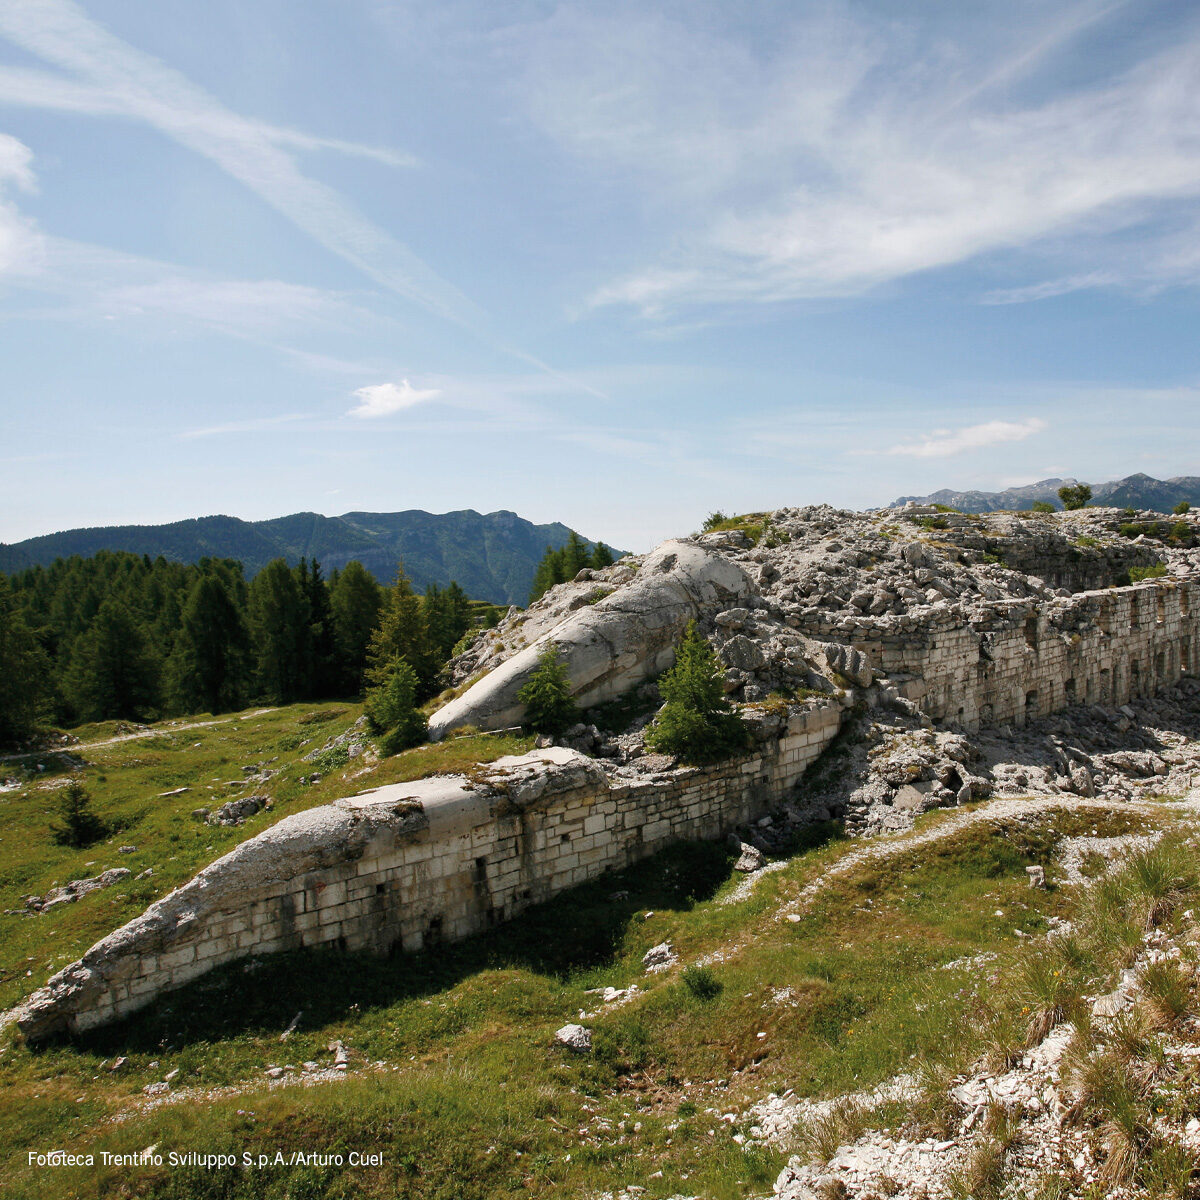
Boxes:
[891,472,1200,513]
[0,509,622,605]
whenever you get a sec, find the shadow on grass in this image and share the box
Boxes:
[64,838,757,1055]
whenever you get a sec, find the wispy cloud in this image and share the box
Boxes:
[884,418,1049,459]
[508,3,1200,313]
[981,273,1119,305]
[182,413,312,440]
[347,380,442,419]
[0,65,417,167]
[3,223,374,339]
[0,132,41,273]
[0,0,479,327]
[0,0,607,402]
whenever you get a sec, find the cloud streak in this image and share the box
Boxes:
[0,0,480,327]
[884,418,1049,459]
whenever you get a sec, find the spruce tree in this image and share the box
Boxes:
[249,559,311,704]
[442,581,472,655]
[590,542,615,568]
[329,561,382,693]
[528,546,557,604]
[364,658,427,755]
[0,575,51,746]
[298,558,337,698]
[561,530,591,579]
[366,565,434,695]
[517,645,579,734]
[51,778,109,848]
[645,622,750,764]
[64,598,160,722]
[168,575,251,715]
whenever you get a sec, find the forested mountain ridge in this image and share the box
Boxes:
[0,509,624,606]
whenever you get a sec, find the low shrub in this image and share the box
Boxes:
[681,965,722,1000]
[1129,564,1167,583]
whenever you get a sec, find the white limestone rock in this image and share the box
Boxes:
[554,1023,593,1053]
[429,541,754,739]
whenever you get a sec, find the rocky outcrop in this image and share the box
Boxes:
[428,540,753,738]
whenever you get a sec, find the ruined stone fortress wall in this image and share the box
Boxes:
[16,705,842,1041]
[841,578,1200,730]
[16,514,1200,1041]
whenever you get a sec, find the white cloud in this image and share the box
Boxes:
[0,132,42,273]
[507,3,1200,312]
[885,418,1049,459]
[347,380,442,419]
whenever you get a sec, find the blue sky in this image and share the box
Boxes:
[2,0,1200,551]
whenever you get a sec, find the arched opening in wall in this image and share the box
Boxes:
[1155,650,1165,682]
[1156,592,1166,626]
[1130,660,1142,697]
[1130,599,1141,631]
[1099,667,1111,702]
[1025,690,1039,720]
[1184,637,1194,674]
[1064,677,1077,704]
[425,915,443,947]
[1098,600,1112,634]
[1024,615,1039,648]
[980,702,994,724]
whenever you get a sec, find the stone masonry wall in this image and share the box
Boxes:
[845,578,1200,729]
[16,704,843,1041]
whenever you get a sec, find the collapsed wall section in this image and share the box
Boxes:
[15,704,842,1042]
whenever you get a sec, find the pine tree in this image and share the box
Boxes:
[366,565,434,695]
[64,598,160,722]
[0,575,51,746]
[645,622,750,764]
[364,658,427,755]
[517,645,579,734]
[168,575,251,715]
[590,542,615,568]
[329,561,382,694]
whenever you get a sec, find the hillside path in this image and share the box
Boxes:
[0,711,277,764]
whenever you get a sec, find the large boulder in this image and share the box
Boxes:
[428,540,754,739]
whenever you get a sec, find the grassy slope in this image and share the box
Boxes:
[2,702,1191,1199]
[0,704,532,1012]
